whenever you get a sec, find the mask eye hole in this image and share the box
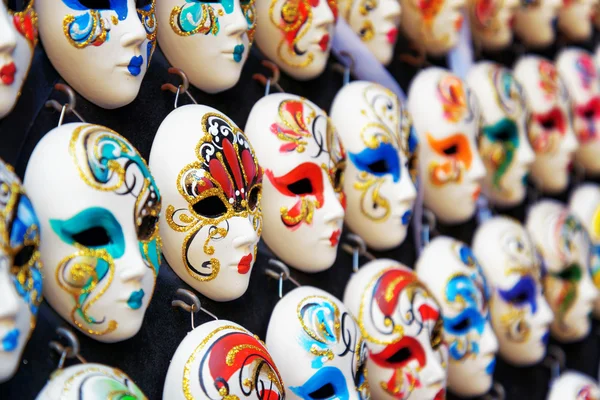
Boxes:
[192,195,228,219]
[74,0,112,9]
[385,346,412,364]
[539,116,556,130]
[443,144,458,156]
[12,245,35,267]
[248,186,260,210]
[136,0,153,7]
[138,215,158,241]
[308,383,336,400]
[511,291,529,305]
[557,264,582,282]
[287,178,314,196]
[333,168,344,191]
[71,226,111,248]
[582,109,595,120]
[451,317,471,333]
[367,159,390,174]
[492,126,514,142]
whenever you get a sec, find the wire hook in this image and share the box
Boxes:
[252,60,285,96]
[421,208,438,247]
[332,51,355,86]
[45,83,86,125]
[172,288,218,330]
[49,327,87,369]
[161,67,198,109]
[341,233,375,272]
[543,345,566,386]
[265,259,301,299]
[483,382,505,400]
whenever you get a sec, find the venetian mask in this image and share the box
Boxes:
[468,0,519,51]
[513,0,561,48]
[0,159,42,383]
[338,0,401,65]
[254,0,338,80]
[466,62,535,207]
[156,0,255,93]
[164,320,285,399]
[569,184,600,317]
[556,49,600,175]
[0,0,37,119]
[244,94,345,272]
[36,363,147,399]
[526,200,598,342]
[24,123,162,343]
[416,236,498,397]
[557,0,596,42]
[266,286,369,400]
[330,82,417,250]
[513,56,578,194]
[343,259,448,400]
[35,0,157,109]
[399,0,465,56]
[407,68,485,225]
[548,371,600,400]
[473,217,554,366]
[149,105,262,302]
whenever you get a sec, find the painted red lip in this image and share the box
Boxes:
[386,28,398,44]
[509,15,516,27]
[319,34,330,51]
[434,389,446,400]
[329,229,341,247]
[1,63,16,85]
[237,254,253,274]
[455,15,464,31]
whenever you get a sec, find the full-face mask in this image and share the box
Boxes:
[36,363,147,399]
[526,200,598,343]
[0,0,37,119]
[156,0,255,93]
[513,0,561,48]
[473,217,554,366]
[547,371,600,400]
[330,81,417,250]
[254,0,337,80]
[0,159,42,383]
[408,67,486,225]
[399,0,465,56]
[338,0,401,65]
[514,56,578,194]
[557,0,596,42]
[468,0,519,51]
[556,48,600,175]
[344,259,447,400]
[164,320,285,400]
[569,184,600,317]
[416,236,498,397]
[150,105,262,302]
[266,286,369,400]
[24,123,162,343]
[466,62,535,207]
[36,0,157,109]
[244,93,345,273]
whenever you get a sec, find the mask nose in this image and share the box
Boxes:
[0,8,17,55]
[469,151,487,182]
[119,8,147,49]
[0,275,20,320]
[480,321,499,354]
[420,347,447,386]
[313,0,335,28]
[120,240,150,283]
[323,192,345,226]
[223,0,249,38]
[232,217,260,253]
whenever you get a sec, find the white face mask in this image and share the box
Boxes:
[338,0,401,65]
[330,81,417,251]
[468,0,519,50]
[526,200,599,342]
[548,371,600,400]
[156,0,255,93]
[557,0,595,41]
[149,105,262,302]
[266,286,369,400]
[0,1,36,119]
[514,56,578,194]
[35,0,157,109]
[164,320,285,400]
[466,62,535,207]
[0,159,42,383]
[344,259,448,400]
[416,236,498,398]
[473,217,554,366]
[24,123,162,343]
[408,68,486,225]
[35,363,147,399]
[513,0,561,48]
[254,0,337,80]
[399,0,465,56]
[569,184,600,317]
[556,49,600,175]
[244,94,345,272]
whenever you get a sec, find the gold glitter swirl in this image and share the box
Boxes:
[63,11,107,49]
[297,295,341,344]
[170,3,218,36]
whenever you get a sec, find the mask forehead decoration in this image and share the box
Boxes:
[330,81,418,250]
[24,123,161,342]
[344,259,447,400]
[0,159,42,383]
[163,320,285,400]
[150,105,262,301]
[469,0,518,50]
[547,371,600,400]
[513,0,560,48]
[266,286,369,400]
[557,0,595,42]
[244,94,345,272]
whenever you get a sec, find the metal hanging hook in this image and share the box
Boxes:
[161,67,198,109]
[172,288,218,330]
[49,327,87,369]
[421,208,438,247]
[252,60,285,96]
[483,382,506,400]
[573,160,586,187]
[265,259,301,299]
[341,233,375,272]
[45,83,86,125]
[332,51,355,86]
[543,345,566,386]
